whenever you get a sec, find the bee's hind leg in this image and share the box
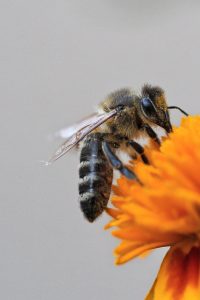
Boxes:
[128,141,149,165]
[102,141,139,181]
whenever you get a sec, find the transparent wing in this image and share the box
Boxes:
[51,113,98,140]
[47,109,117,164]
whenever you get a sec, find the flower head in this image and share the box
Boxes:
[106,116,200,300]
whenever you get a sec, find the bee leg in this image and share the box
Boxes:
[102,141,139,181]
[143,125,160,145]
[128,141,149,164]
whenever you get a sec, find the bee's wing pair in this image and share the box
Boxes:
[47,109,117,164]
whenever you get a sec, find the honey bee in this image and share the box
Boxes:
[48,84,188,222]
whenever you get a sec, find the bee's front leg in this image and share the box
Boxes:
[102,141,139,181]
[143,124,161,145]
[127,141,149,165]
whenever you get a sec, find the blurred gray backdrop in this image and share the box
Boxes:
[1,1,200,299]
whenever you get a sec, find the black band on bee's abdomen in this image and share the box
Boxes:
[79,133,113,222]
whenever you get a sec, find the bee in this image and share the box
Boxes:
[48,84,188,222]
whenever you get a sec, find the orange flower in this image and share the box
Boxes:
[105,116,200,300]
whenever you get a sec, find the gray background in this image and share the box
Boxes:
[1,1,200,299]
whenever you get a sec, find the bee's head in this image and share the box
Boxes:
[140,84,172,133]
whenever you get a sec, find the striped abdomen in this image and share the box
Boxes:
[79,133,113,222]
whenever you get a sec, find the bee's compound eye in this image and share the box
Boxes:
[141,98,156,117]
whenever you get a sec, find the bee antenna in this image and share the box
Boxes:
[168,106,189,116]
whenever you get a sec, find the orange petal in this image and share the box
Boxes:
[145,243,200,300]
